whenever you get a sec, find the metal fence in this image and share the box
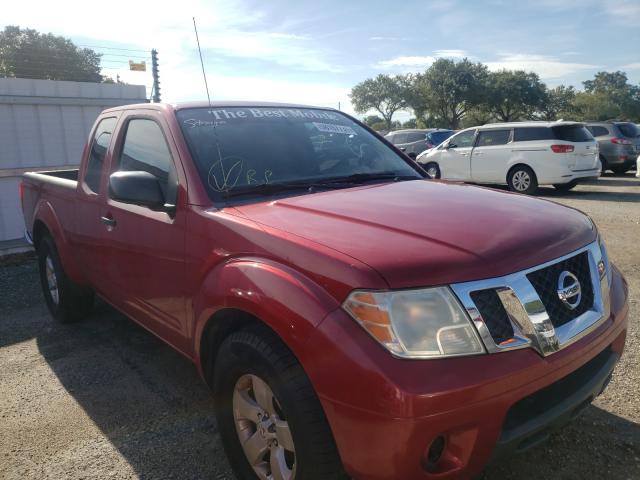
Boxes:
[0,78,147,252]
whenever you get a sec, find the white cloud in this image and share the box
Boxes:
[605,0,640,24]
[434,49,467,58]
[486,54,599,80]
[1,0,339,74]
[620,62,640,71]
[369,36,409,41]
[378,56,436,68]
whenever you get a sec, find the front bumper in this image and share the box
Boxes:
[303,266,629,480]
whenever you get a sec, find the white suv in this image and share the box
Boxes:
[416,121,600,194]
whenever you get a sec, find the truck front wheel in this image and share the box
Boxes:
[212,324,346,480]
[37,236,94,323]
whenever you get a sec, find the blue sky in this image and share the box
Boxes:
[4,0,640,117]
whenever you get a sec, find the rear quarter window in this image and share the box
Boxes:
[587,126,609,137]
[552,125,593,142]
[85,117,117,193]
[406,132,426,143]
[616,123,640,138]
[513,127,555,142]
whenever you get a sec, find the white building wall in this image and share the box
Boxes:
[0,78,147,246]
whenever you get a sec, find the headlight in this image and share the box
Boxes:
[342,287,485,359]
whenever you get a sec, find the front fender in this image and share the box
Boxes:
[192,257,341,368]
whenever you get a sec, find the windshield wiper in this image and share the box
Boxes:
[223,180,347,198]
[320,172,421,184]
[222,172,421,199]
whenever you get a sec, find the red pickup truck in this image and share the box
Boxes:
[21,102,629,480]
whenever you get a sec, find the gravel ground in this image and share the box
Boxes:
[1,174,638,480]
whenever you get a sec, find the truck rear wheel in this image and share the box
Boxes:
[37,236,94,323]
[212,325,347,480]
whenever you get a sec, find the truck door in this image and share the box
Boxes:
[470,129,512,183]
[437,129,475,180]
[99,111,189,353]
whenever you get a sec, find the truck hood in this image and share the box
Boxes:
[235,180,596,288]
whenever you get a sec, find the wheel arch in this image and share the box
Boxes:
[31,201,86,284]
[193,257,341,385]
[506,162,537,184]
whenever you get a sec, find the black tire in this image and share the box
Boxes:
[599,155,609,173]
[37,235,94,323]
[553,180,579,192]
[611,165,630,175]
[423,162,441,179]
[213,324,346,480]
[407,152,417,160]
[507,165,538,195]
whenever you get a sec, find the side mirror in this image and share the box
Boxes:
[446,142,456,149]
[109,171,167,210]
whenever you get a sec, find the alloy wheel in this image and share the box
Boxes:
[512,170,531,191]
[233,374,296,480]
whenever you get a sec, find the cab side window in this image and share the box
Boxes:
[116,119,178,205]
[476,129,510,147]
[85,117,117,193]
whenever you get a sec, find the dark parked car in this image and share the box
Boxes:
[385,128,454,159]
[586,121,640,174]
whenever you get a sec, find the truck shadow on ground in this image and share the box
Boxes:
[19,292,236,479]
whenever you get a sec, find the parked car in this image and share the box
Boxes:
[385,128,453,159]
[586,121,640,174]
[21,102,628,480]
[419,121,600,194]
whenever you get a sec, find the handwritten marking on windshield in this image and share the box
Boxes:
[183,118,227,128]
[208,157,244,192]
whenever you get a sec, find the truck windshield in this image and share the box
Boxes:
[176,107,422,201]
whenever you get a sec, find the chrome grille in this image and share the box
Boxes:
[451,241,610,357]
[526,251,594,327]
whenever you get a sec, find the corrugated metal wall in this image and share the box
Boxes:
[0,78,148,245]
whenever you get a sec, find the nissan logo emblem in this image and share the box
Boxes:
[557,271,582,310]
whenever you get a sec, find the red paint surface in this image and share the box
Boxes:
[21,103,629,479]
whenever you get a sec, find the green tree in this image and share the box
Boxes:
[577,71,640,121]
[362,114,385,127]
[402,118,417,128]
[535,85,577,121]
[485,70,546,122]
[409,58,489,129]
[350,74,410,130]
[0,26,105,82]
[460,106,494,128]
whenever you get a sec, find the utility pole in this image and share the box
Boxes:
[151,49,161,102]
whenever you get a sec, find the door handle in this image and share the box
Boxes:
[473,152,484,156]
[100,215,116,227]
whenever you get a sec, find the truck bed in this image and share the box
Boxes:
[21,169,80,244]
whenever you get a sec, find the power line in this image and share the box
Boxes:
[77,44,148,53]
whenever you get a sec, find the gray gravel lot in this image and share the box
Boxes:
[1,174,639,480]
